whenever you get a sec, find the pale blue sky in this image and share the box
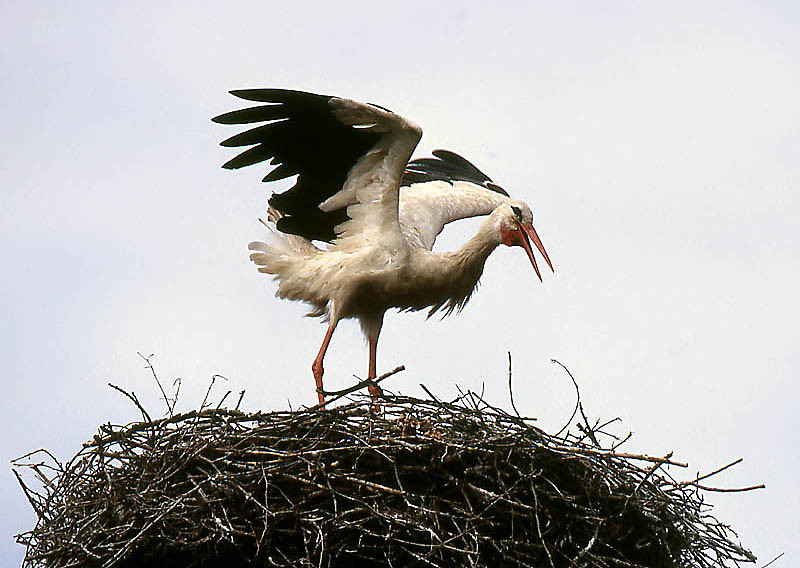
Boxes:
[2,2,798,565]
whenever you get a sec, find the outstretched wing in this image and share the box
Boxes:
[398,150,511,250]
[213,89,421,245]
[402,149,509,196]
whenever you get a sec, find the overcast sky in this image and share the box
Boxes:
[2,2,798,565]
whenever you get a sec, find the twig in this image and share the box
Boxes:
[216,390,232,409]
[137,352,174,417]
[507,351,522,418]
[760,552,784,568]
[418,383,441,403]
[108,383,151,423]
[548,444,689,467]
[13,470,44,518]
[678,458,743,486]
[308,366,405,411]
[685,483,765,493]
[551,359,581,438]
[200,374,228,411]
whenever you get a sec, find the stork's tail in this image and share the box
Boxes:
[248,218,326,318]
[248,208,319,276]
[248,240,287,275]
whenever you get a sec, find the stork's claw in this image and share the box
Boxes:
[312,362,325,407]
[367,382,383,414]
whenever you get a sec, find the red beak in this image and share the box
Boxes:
[518,222,554,282]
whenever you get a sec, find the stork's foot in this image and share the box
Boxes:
[312,360,325,407]
[367,382,383,414]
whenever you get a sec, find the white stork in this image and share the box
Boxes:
[213,89,553,406]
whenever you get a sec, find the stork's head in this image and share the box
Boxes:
[496,200,554,281]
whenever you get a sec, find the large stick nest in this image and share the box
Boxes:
[15,380,756,568]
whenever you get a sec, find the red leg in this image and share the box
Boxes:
[311,322,337,407]
[367,335,383,404]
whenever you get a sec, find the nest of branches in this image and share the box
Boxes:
[15,367,758,568]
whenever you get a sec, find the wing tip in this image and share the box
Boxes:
[229,89,264,101]
[229,88,330,104]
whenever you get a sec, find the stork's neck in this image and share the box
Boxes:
[458,212,504,263]
[441,215,503,287]
[409,215,503,316]
[394,212,507,316]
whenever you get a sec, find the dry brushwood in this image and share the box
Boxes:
[15,370,759,568]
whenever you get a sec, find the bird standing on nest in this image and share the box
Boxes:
[213,89,553,407]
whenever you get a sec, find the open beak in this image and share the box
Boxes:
[518,222,554,282]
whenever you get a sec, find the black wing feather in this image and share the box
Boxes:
[221,144,275,170]
[401,149,509,196]
[213,105,288,126]
[219,121,289,147]
[213,89,382,242]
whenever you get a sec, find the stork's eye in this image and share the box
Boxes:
[510,205,523,221]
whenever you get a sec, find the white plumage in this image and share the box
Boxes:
[213,89,553,406]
